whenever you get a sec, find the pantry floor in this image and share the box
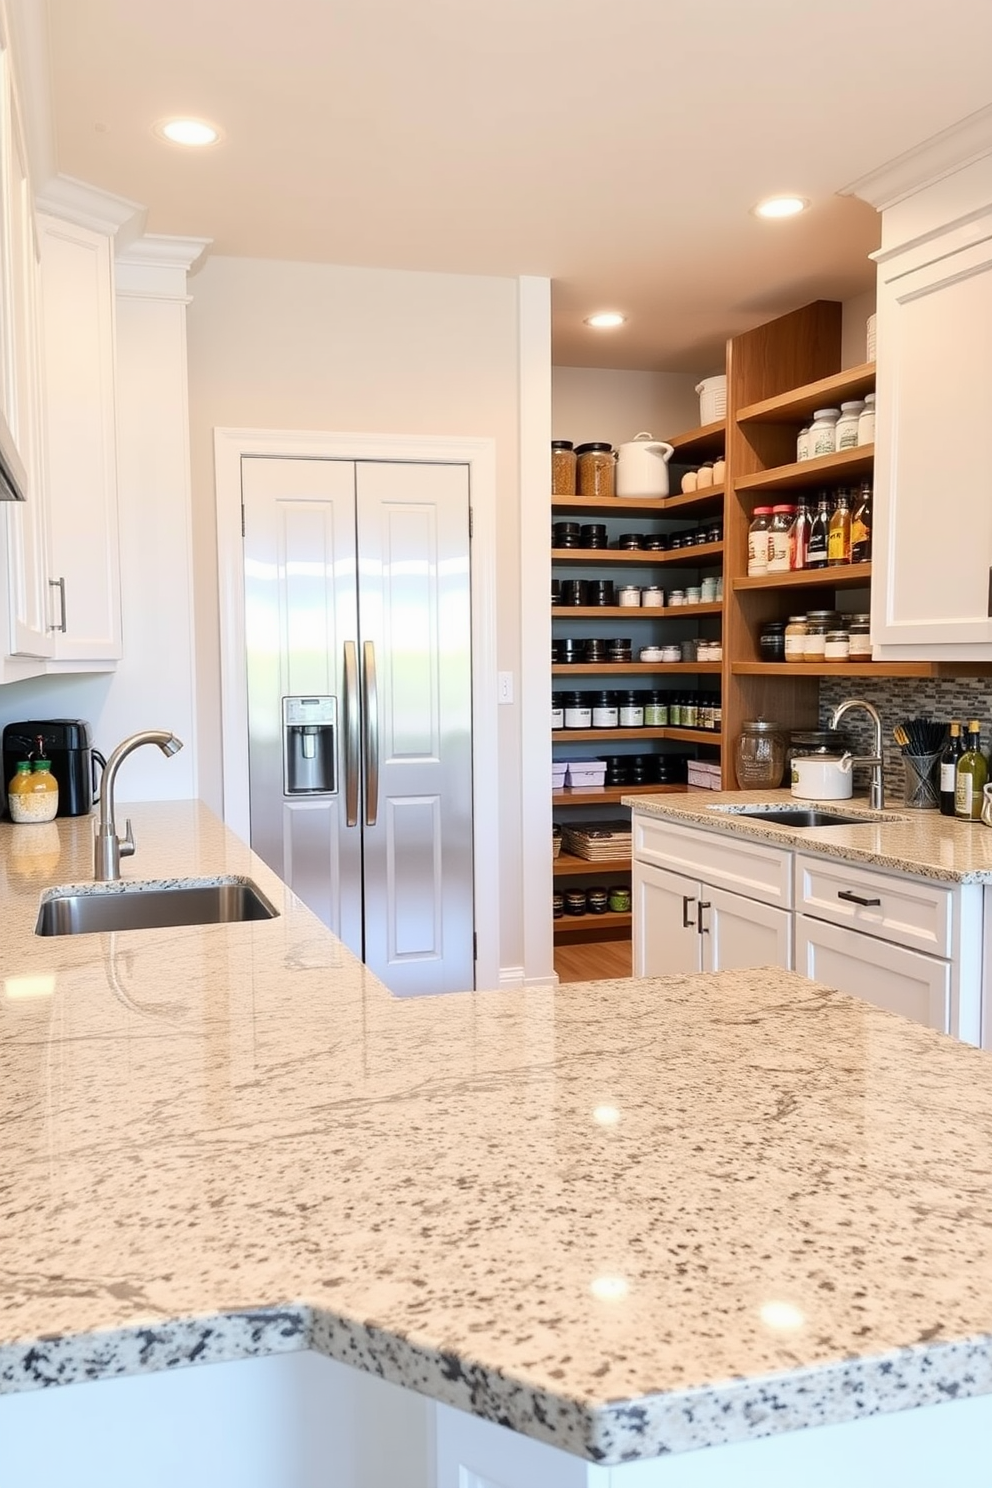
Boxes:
[554,937,632,984]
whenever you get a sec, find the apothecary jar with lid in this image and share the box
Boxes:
[734,719,786,789]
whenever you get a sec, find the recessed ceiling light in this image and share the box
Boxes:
[155,118,221,147]
[753,195,809,219]
[584,312,626,329]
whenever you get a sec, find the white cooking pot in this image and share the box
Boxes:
[615,432,675,498]
[791,753,854,801]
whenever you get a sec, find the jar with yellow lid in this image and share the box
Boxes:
[8,758,60,823]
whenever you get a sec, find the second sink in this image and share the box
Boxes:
[36,878,279,936]
[720,807,874,827]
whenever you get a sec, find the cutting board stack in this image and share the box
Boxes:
[560,819,632,862]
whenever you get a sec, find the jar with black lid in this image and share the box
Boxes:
[589,578,615,606]
[591,690,619,728]
[618,532,644,551]
[559,578,587,606]
[669,533,683,549]
[551,640,562,663]
[580,523,608,549]
[643,534,668,551]
[627,753,651,782]
[575,442,615,499]
[558,638,584,664]
[551,440,576,496]
[552,892,564,919]
[601,755,628,784]
[644,690,668,726]
[608,638,632,662]
[586,887,609,914]
[551,692,565,729]
[584,637,607,662]
[707,522,723,543]
[758,620,786,662]
[618,691,644,727]
[551,579,561,606]
[564,889,588,916]
[563,692,591,728]
[552,521,581,548]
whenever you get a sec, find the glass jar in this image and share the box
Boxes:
[586,886,609,914]
[858,394,875,446]
[668,589,685,607]
[564,890,587,916]
[617,585,641,607]
[835,401,865,450]
[661,643,681,662]
[576,442,615,498]
[618,691,644,728]
[608,884,631,913]
[747,507,774,576]
[759,620,786,662]
[8,758,60,823]
[551,440,576,495]
[809,407,841,457]
[784,614,808,662]
[563,692,591,729]
[734,720,786,790]
[552,892,564,919]
[825,628,851,660]
[644,691,668,726]
[802,619,828,663]
[767,504,797,572]
[551,692,565,729]
[796,426,811,462]
[591,691,619,728]
[849,615,871,660]
[642,586,665,607]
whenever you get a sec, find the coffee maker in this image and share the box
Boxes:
[2,719,104,818]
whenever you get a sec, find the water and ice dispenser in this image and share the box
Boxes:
[282,696,337,795]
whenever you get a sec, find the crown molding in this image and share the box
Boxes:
[36,173,146,240]
[842,103,992,210]
[116,235,212,273]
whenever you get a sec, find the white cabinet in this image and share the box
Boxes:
[634,862,706,976]
[38,214,122,665]
[795,916,950,1033]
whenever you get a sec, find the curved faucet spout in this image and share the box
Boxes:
[828,699,885,810]
[94,730,184,880]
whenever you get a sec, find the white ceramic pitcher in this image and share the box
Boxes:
[615,432,675,498]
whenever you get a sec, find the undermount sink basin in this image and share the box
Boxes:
[723,807,872,828]
[36,878,279,937]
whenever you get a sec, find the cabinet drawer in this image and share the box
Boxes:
[796,916,950,1034]
[795,853,952,957]
[633,816,792,908]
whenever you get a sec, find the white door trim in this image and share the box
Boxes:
[213,427,500,993]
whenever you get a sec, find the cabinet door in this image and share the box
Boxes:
[796,916,950,1033]
[632,861,702,977]
[39,215,122,663]
[701,886,793,973]
[872,229,992,654]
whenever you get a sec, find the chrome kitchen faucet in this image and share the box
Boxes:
[829,698,885,811]
[93,730,184,881]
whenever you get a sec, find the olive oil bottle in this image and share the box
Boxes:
[954,720,987,821]
[940,721,963,816]
[827,490,852,566]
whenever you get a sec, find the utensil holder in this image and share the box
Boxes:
[903,751,941,809]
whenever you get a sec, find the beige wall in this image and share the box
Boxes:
[552,366,701,450]
[185,255,528,971]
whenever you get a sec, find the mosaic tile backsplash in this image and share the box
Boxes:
[818,677,992,806]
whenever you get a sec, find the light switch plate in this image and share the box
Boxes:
[498,671,514,704]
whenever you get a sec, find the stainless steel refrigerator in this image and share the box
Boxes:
[242,455,474,996]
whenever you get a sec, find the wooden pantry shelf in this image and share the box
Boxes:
[551,487,723,517]
[737,362,875,425]
[734,445,874,494]
[552,662,723,676]
[553,784,687,806]
[554,853,632,877]
[553,726,723,745]
[551,542,723,566]
[552,602,723,618]
[732,661,992,678]
[667,419,726,460]
[732,562,871,592]
[553,911,632,940]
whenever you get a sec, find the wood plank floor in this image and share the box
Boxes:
[554,938,632,984]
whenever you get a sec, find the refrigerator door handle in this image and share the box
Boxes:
[362,639,379,827]
[343,641,360,827]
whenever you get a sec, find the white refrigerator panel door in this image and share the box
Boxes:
[242,456,364,957]
[356,461,474,995]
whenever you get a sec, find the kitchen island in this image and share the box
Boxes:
[4,803,992,1486]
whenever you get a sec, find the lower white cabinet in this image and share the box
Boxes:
[633,861,792,977]
[795,915,950,1034]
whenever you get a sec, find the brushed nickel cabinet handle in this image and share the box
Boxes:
[682,895,696,929]
[48,576,66,633]
[697,900,711,934]
[343,641,360,827]
[362,640,379,828]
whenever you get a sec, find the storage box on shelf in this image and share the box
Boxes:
[551,470,726,943]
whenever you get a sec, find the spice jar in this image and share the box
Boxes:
[784,615,808,662]
[758,620,786,662]
[825,628,851,660]
[563,692,591,729]
[586,887,609,914]
[835,401,865,450]
[617,585,641,607]
[735,720,786,790]
[849,614,871,660]
[618,691,644,728]
[576,442,615,498]
[564,890,588,916]
[551,440,576,495]
[589,579,615,607]
[668,589,685,607]
[591,691,619,728]
[608,885,631,913]
[552,892,564,919]
[747,507,774,576]
[809,407,841,456]
[802,617,828,663]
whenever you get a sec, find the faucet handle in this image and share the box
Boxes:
[119,819,135,859]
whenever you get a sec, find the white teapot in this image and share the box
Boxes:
[615,432,675,498]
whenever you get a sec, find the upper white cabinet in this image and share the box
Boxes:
[852,130,992,658]
[38,213,122,665]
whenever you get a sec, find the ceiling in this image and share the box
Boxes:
[39,0,992,371]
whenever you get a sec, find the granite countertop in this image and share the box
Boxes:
[5,803,992,1465]
[624,786,992,883]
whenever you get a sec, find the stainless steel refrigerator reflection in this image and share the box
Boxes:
[242,456,474,996]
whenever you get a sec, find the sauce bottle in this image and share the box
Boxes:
[827,491,852,565]
[851,480,873,563]
[806,495,831,569]
[8,758,59,823]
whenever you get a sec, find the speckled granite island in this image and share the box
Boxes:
[5,804,992,1487]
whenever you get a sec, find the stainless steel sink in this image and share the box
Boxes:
[728,808,872,827]
[36,878,279,937]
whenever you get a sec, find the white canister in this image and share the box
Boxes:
[695,463,713,488]
[681,470,698,494]
[642,586,665,607]
[615,432,675,498]
[858,393,875,446]
[712,456,726,483]
[790,753,854,800]
[809,408,840,457]
[618,586,642,607]
[796,427,811,462]
[835,401,864,450]
[685,585,702,604]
